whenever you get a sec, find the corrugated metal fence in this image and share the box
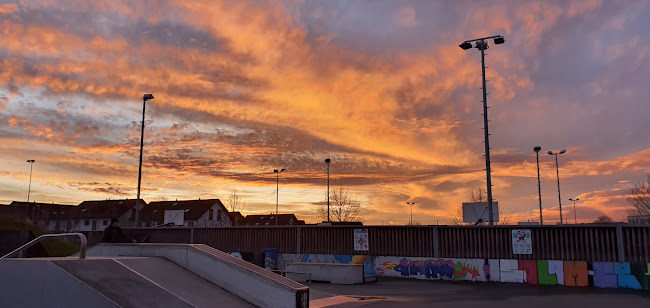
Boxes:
[85,224,650,262]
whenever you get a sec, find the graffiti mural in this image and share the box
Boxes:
[275,253,649,290]
[375,257,492,282]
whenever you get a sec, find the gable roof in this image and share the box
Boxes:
[77,199,142,219]
[133,199,227,222]
[242,214,305,226]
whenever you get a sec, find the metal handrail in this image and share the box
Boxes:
[0,233,87,260]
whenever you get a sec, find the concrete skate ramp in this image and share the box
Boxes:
[86,244,310,308]
[0,257,255,308]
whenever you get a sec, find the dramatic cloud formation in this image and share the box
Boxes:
[1,0,649,224]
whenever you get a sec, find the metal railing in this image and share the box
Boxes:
[0,233,87,260]
[79,225,650,263]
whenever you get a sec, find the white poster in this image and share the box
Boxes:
[164,210,185,226]
[354,229,369,251]
[512,229,532,255]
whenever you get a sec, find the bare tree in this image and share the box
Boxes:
[453,185,511,225]
[497,208,512,225]
[626,175,650,217]
[317,181,363,222]
[150,194,169,202]
[226,189,246,213]
[468,185,487,203]
[195,216,232,227]
[451,206,468,225]
[593,215,614,224]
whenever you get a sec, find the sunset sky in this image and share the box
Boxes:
[1,0,649,225]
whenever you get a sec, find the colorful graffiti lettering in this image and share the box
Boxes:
[453,262,480,279]
[393,258,455,279]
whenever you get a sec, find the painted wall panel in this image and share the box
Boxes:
[518,260,538,284]
[593,262,617,288]
[629,263,650,290]
[548,260,564,285]
[564,261,588,287]
[499,259,524,283]
[488,259,500,282]
[537,260,557,285]
[614,263,641,289]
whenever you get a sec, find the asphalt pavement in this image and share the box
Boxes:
[308,277,650,308]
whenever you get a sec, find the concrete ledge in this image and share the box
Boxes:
[286,263,364,284]
[86,243,309,308]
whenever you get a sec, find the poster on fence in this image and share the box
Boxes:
[354,229,369,251]
[512,229,532,254]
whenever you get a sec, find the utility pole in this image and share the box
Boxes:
[534,146,543,224]
[26,160,35,203]
[274,168,285,225]
[325,158,331,222]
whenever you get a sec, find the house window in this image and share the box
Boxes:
[84,220,90,226]
[217,210,222,221]
[209,209,214,220]
[103,220,109,226]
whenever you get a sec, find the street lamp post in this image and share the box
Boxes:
[26,160,35,203]
[569,198,580,224]
[533,146,543,225]
[325,158,331,222]
[274,168,286,225]
[548,149,567,224]
[459,35,505,226]
[407,202,415,225]
[135,94,154,227]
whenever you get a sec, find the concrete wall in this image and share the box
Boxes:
[87,244,309,308]
[278,253,650,290]
[0,259,118,308]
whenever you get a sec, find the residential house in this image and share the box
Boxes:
[133,199,231,227]
[227,211,245,226]
[628,215,650,225]
[76,199,144,231]
[241,214,305,226]
[8,201,77,231]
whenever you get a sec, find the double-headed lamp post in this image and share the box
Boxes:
[569,198,580,224]
[135,94,154,227]
[533,146,543,225]
[407,202,415,225]
[548,149,567,224]
[274,168,286,225]
[325,158,331,222]
[459,35,505,226]
[26,159,35,203]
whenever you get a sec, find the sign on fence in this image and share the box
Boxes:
[354,229,369,251]
[512,229,532,254]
